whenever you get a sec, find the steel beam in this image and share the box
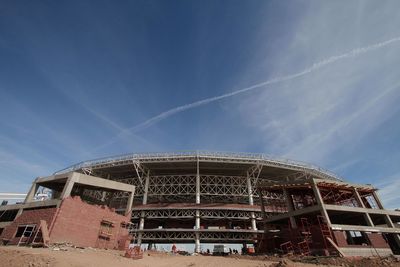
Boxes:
[137,170,150,246]
[246,164,262,230]
[195,157,201,253]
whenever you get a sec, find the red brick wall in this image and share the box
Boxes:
[332,230,390,249]
[333,231,348,247]
[367,233,390,248]
[0,207,57,245]
[49,196,130,249]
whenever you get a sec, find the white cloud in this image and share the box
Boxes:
[375,172,400,209]
[233,2,400,209]
[236,2,400,161]
[93,32,400,150]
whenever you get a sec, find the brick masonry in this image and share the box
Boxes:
[333,230,390,249]
[0,196,131,249]
[0,207,57,245]
[50,196,130,249]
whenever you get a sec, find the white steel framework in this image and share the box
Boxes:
[49,151,344,250]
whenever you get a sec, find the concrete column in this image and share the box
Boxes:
[194,157,201,253]
[24,179,39,203]
[246,171,257,230]
[372,191,384,209]
[249,213,257,230]
[364,213,374,226]
[137,171,150,246]
[384,215,400,249]
[353,188,365,208]
[125,191,135,216]
[101,191,107,202]
[60,173,78,199]
[16,207,24,217]
[353,188,374,226]
[311,181,332,226]
[258,188,268,231]
[246,172,254,207]
[196,158,201,205]
[102,175,111,203]
[283,188,297,229]
[385,214,395,228]
[195,210,200,229]
[195,231,200,253]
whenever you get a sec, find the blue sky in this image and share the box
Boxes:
[0,1,400,208]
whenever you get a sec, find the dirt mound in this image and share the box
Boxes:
[0,246,279,267]
[230,253,400,267]
[0,248,55,267]
[298,255,400,267]
[270,259,297,267]
[3,246,398,267]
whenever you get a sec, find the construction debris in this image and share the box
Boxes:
[124,245,143,260]
[257,178,400,257]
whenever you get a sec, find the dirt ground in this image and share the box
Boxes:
[1,246,399,267]
[0,246,282,267]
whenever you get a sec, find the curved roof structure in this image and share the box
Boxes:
[54,151,343,182]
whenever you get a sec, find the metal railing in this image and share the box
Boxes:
[53,150,344,181]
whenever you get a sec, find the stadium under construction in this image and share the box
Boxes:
[1,151,400,257]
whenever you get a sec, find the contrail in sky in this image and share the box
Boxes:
[103,36,400,147]
[129,36,400,132]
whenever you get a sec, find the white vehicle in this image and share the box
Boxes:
[213,244,230,256]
